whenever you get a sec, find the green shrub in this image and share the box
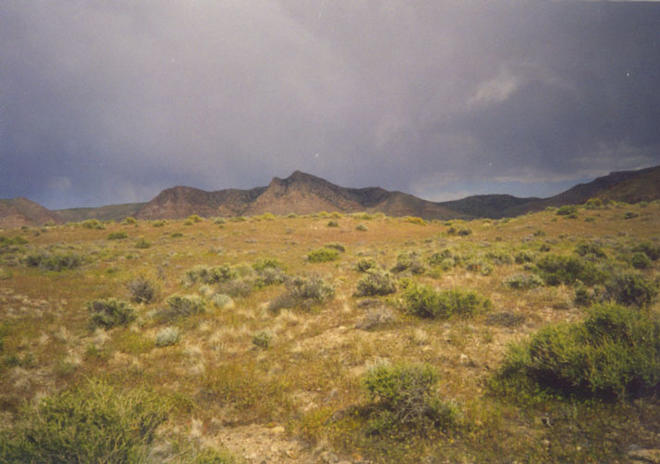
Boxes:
[87,298,137,329]
[354,270,397,297]
[496,304,660,399]
[355,257,377,272]
[514,250,535,264]
[185,265,237,285]
[457,227,472,236]
[155,327,180,347]
[81,219,105,230]
[269,275,334,312]
[23,252,82,271]
[213,264,240,282]
[362,362,458,435]
[403,283,491,319]
[0,235,28,247]
[253,267,284,288]
[632,242,660,261]
[287,275,334,303]
[405,216,426,226]
[574,283,605,307]
[624,211,639,220]
[162,294,206,319]
[539,243,551,252]
[391,252,425,274]
[134,238,151,249]
[324,242,346,253]
[107,231,128,240]
[356,223,368,231]
[122,216,138,225]
[486,251,513,265]
[252,331,273,349]
[127,276,157,304]
[252,258,283,272]
[574,242,606,259]
[428,250,457,271]
[185,265,213,284]
[504,273,543,290]
[0,379,166,463]
[427,249,452,266]
[257,213,276,221]
[327,220,339,227]
[631,252,652,270]
[584,198,603,209]
[216,278,255,298]
[574,286,591,307]
[211,294,234,309]
[307,247,340,263]
[151,220,166,227]
[605,272,658,308]
[187,214,203,223]
[556,205,577,216]
[535,254,605,286]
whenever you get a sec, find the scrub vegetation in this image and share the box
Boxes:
[0,200,658,463]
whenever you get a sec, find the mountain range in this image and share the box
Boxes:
[1,165,658,227]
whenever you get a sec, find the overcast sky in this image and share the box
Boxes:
[1,0,659,209]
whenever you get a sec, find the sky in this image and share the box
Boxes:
[1,0,659,209]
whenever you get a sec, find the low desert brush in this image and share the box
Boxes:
[495,303,660,399]
[403,283,491,319]
[362,362,459,435]
[87,298,136,329]
[0,379,166,463]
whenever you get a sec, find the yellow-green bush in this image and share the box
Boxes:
[0,379,166,463]
[362,362,459,435]
[23,251,82,271]
[87,298,136,329]
[403,283,491,319]
[495,304,660,399]
[354,270,397,297]
[307,247,340,263]
[269,275,334,312]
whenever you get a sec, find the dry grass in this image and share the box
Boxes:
[0,203,658,462]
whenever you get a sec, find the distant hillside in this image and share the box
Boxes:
[1,165,659,226]
[135,171,462,220]
[439,194,540,219]
[592,167,660,204]
[55,203,145,223]
[438,166,660,218]
[135,186,267,220]
[0,198,61,228]
[501,165,660,217]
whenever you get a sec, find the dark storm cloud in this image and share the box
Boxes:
[1,0,659,207]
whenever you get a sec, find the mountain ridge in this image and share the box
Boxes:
[1,165,658,226]
[0,197,62,228]
[135,170,463,220]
